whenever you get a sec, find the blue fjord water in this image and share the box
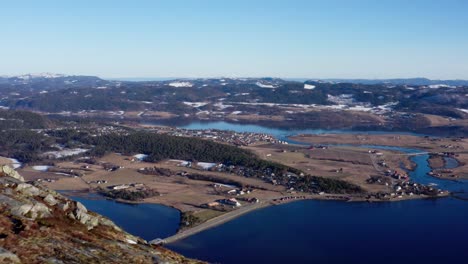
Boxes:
[73,122,468,264]
[71,196,180,241]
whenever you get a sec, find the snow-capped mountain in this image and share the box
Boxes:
[0,74,108,90]
[6,73,69,79]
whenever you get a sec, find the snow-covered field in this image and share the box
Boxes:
[12,73,67,79]
[8,158,22,169]
[327,94,355,105]
[197,162,217,170]
[230,101,398,114]
[214,102,233,110]
[169,81,193,88]
[256,82,277,89]
[133,154,149,161]
[170,160,190,166]
[427,84,455,89]
[108,111,125,116]
[348,105,373,112]
[32,165,51,172]
[304,84,316,89]
[183,102,208,108]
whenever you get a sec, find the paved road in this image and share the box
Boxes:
[163,201,270,244]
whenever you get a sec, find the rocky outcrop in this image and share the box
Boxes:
[0,247,21,263]
[0,167,204,264]
[43,194,58,206]
[15,183,41,196]
[11,202,51,219]
[0,165,24,182]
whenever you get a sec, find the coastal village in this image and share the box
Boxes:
[139,125,285,146]
[1,124,466,241]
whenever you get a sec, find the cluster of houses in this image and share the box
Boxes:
[273,195,306,203]
[308,145,328,150]
[238,197,260,203]
[366,175,392,185]
[203,198,242,209]
[87,179,108,184]
[227,188,252,196]
[147,126,281,146]
[428,171,458,179]
[102,163,124,172]
[49,125,129,138]
[179,161,301,189]
[36,178,56,183]
[439,144,462,150]
[367,182,446,200]
[368,150,383,155]
[203,184,261,209]
[385,169,409,181]
[434,151,459,157]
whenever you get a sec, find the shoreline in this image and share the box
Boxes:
[163,191,451,244]
[35,131,465,244]
[61,188,451,244]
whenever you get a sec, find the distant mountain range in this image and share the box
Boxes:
[310,78,468,86]
[1,74,468,86]
[0,74,108,90]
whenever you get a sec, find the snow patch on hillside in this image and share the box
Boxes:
[256,82,276,89]
[13,73,68,79]
[8,158,22,169]
[197,162,217,170]
[183,102,208,108]
[133,154,148,161]
[169,81,193,87]
[214,102,233,110]
[427,84,455,89]
[327,94,355,105]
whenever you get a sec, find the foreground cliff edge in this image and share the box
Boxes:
[0,165,204,264]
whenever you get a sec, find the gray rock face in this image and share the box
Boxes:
[43,194,58,206]
[11,204,34,218]
[75,201,87,213]
[30,202,51,219]
[0,166,195,264]
[69,201,99,230]
[11,202,51,219]
[0,165,24,182]
[15,183,42,197]
[3,167,122,232]
[0,247,21,263]
[58,201,69,211]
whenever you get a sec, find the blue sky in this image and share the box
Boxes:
[1,0,468,79]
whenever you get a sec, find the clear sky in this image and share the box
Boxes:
[1,0,468,79]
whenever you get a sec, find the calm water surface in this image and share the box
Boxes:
[71,196,180,241]
[168,198,468,264]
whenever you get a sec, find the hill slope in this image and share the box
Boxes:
[0,165,203,264]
